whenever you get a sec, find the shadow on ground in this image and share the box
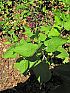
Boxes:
[1,63,70,93]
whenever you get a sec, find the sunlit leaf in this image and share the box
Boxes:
[24,26,33,37]
[14,43,39,57]
[64,20,70,30]
[56,46,69,59]
[14,60,28,74]
[38,33,46,41]
[44,37,67,52]
[3,46,16,58]
[48,28,60,37]
[40,26,51,34]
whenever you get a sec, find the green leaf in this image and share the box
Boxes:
[33,61,51,83]
[63,57,69,64]
[44,37,67,52]
[3,46,16,58]
[53,24,62,30]
[16,4,26,10]
[42,6,46,13]
[38,33,46,41]
[67,37,70,43]
[61,12,67,21]
[59,0,70,4]
[29,0,34,4]
[29,61,36,68]
[12,34,18,42]
[7,1,12,6]
[0,21,5,25]
[64,20,70,30]
[14,60,28,74]
[4,41,11,44]
[14,43,39,57]
[48,28,60,37]
[40,26,51,34]
[19,39,27,45]
[14,14,20,19]
[8,53,17,58]
[24,26,33,37]
[56,46,69,59]
[54,16,61,26]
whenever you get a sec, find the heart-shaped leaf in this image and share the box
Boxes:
[14,43,39,57]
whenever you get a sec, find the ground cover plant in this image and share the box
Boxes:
[0,0,70,92]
